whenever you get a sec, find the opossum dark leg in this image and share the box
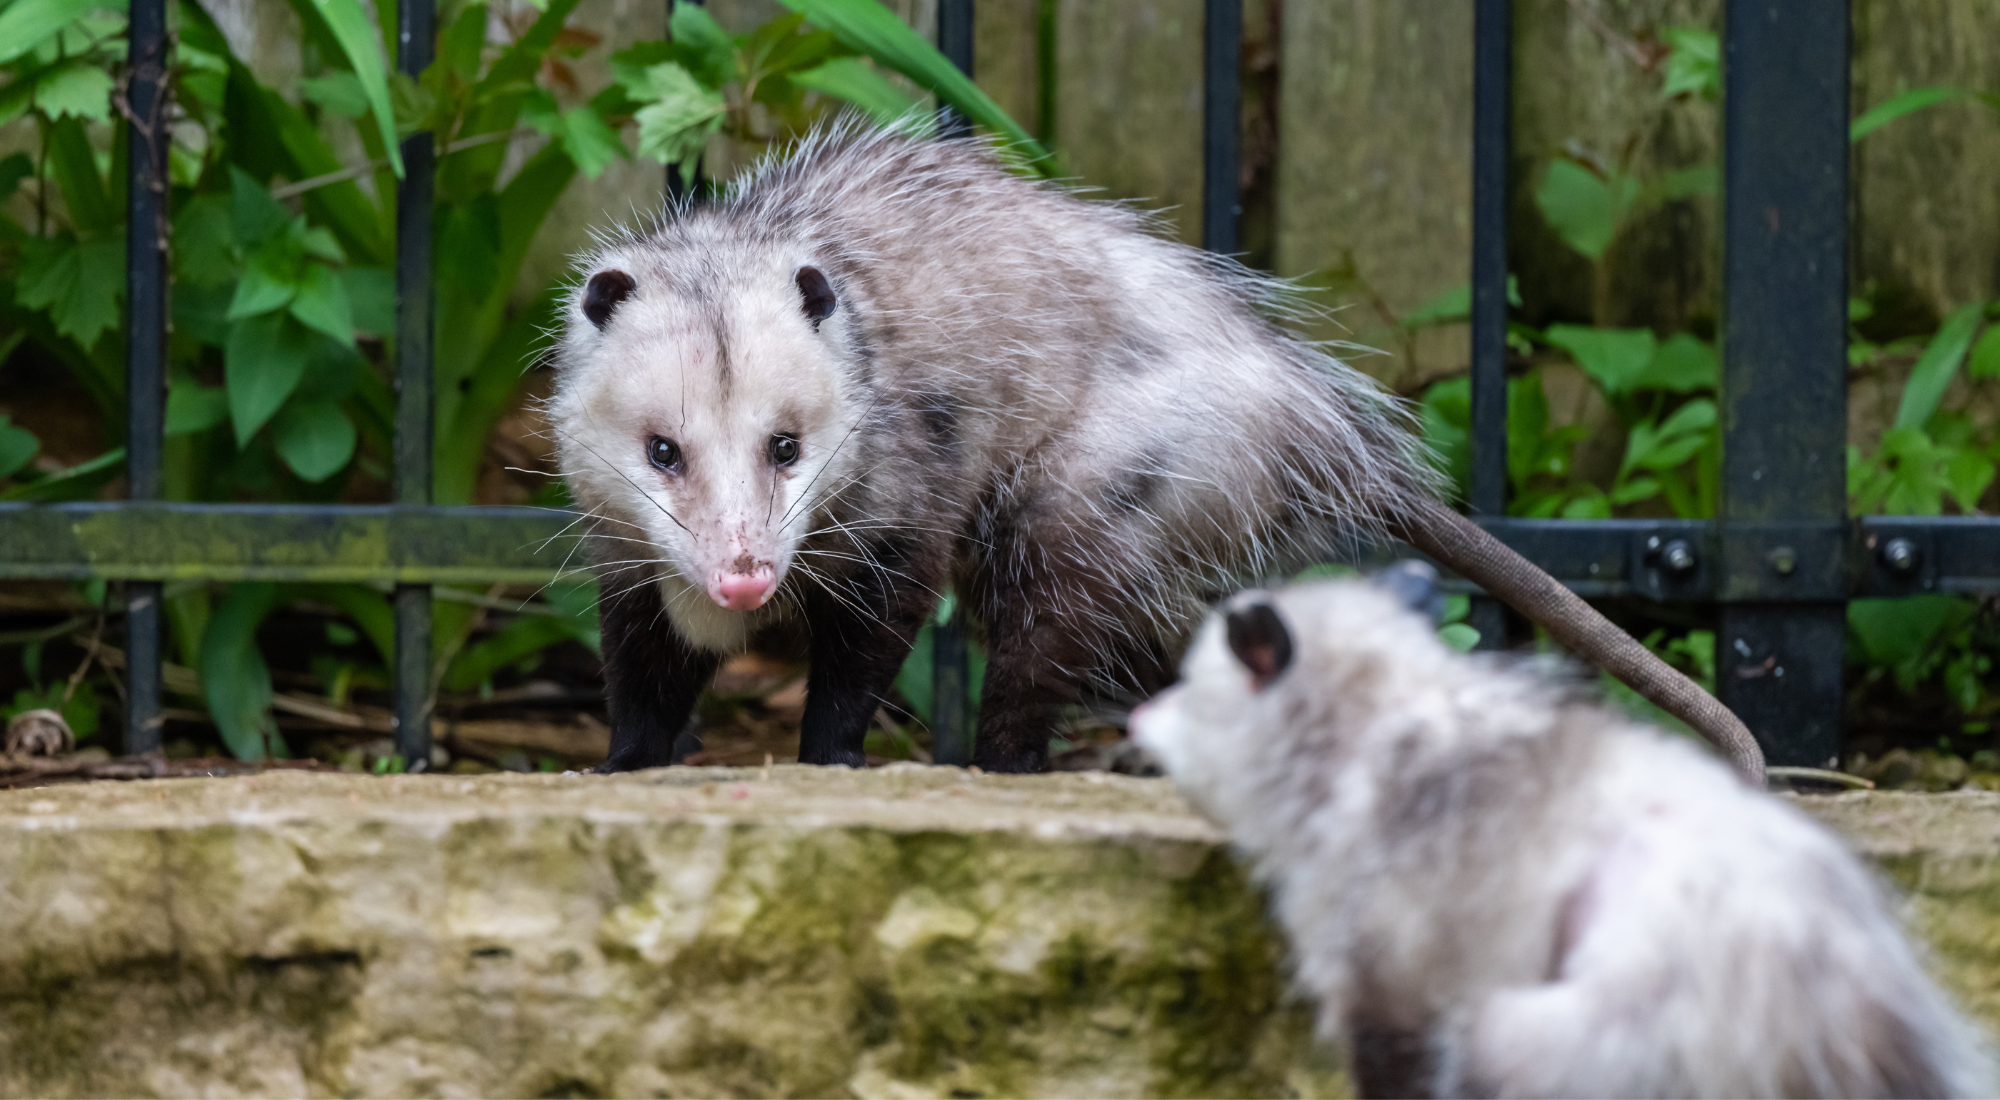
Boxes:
[1347,1020,1438,1100]
[798,542,946,767]
[969,555,1120,774]
[594,571,720,773]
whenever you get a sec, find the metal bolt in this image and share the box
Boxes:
[1659,539,1697,577]
[1880,537,1920,575]
[1768,546,1797,576]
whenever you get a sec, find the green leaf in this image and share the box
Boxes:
[1895,302,1984,430]
[46,116,113,234]
[227,250,302,320]
[200,583,280,761]
[1505,370,1549,489]
[288,263,356,346]
[271,399,357,481]
[630,61,727,173]
[302,72,370,117]
[342,266,396,335]
[0,0,103,65]
[0,417,40,480]
[556,106,628,179]
[0,447,124,503]
[16,235,124,348]
[308,0,405,176]
[1559,489,1612,520]
[1968,321,2000,380]
[1418,376,1471,501]
[230,166,293,246]
[1852,86,1963,143]
[1544,324,1658,397]
[791,56,920,123]
[1438,623,1480,653]
[436,195,504,303]
[1629,399,1716,472]
[1535,160,1626,261]
[0,151,32,202]
[225,311,316,446]
[442,2,488,81]
[165,379,229,435]
[32,61,115,122]
[441,615,576,691]
[1634,332,1717,392]
[1848,596,1972,666]
[778,0,1053,173]
[1659,27,1719,101]
[670,1,735,85]
[1610,477,1661,505]
[172,193,237,287]
[1945,448,1995,513]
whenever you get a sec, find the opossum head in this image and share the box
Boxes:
[552,244,865,651]
[1131,577,1452,821]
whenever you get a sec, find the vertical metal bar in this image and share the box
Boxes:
[938,0,974,140]
[395,0,436,773]
[1718,0,1848,768]
[666,0,704,202]
[123,0,169,756]
[1201,0,1241,255]
[1467,0,1511,649]
[931,0,975,766]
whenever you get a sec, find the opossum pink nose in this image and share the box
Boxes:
[709,567,775,611]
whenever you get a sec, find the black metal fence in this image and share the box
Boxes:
[2,0,1983,772]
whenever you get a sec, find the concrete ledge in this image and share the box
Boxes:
[4,772,2000,1098]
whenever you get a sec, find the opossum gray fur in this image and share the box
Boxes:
[551,122,1761,778]
[1131,578,1991,1099]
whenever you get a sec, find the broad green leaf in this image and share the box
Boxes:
[1634,332,1718,392]
[1418,376,1471,501]
[1559,489,1612,520]
[1630,399,1716,471]
[227,250,302,319]
[1659,27,1718,101]
[302,72,370,117]
[200,582,280,761]
[32,61,115,122]
[1945,448,1995,513]
[0,446,124,502]
[1438,623,1480,653]
[0,0,104,65]
[46,116,112,234]
[779,0,1052,173]
[165,379,229,435]
[1848,596,1972,666]
[0,152,31,201]
[1646,164,1718,205]
[441,614,575,691]
[1535,160,1626,261]
[436,195,504,303]
[1968,321,2000,380]
[0,417,40,480]
[1852,86,1963,143]
[309,0,404,176]
[791,56,918,123]
[272,399,357,481]
[342,266,396,335]
[230,166,292,246]
[442,2,487,81]
[288,262,356,346]
[670,0,735,85]
[1506,370,1549,489]
[631,61,727,173]
[225,312,316,445]
[1610,477,1660,505]
[172,192,237,287]
[533,104,629,179]
[1544,324,1658,397]
[16,235,124,348]
[1894,302,1984,430]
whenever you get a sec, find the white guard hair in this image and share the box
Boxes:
[551,120,1437,675]
[1134,579,1993,1098]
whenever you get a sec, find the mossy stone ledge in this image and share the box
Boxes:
[4,772,2000,1098]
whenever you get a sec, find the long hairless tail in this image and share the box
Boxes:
[1394,498,1766,784]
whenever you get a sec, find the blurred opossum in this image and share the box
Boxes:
[552,123,1761,779]
[1131,577,1989,1098]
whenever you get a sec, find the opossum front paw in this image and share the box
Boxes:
[971,745,1048,774]
[798,744,867,768]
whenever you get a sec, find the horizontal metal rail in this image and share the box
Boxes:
[0,504,581,584]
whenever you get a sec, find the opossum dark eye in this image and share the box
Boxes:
[795,266,836,328]
[769,433,800,467]
[646,435,683,472]
[1225,601,1293,689]
[584,269,635,329]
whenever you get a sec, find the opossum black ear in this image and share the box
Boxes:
[795,265,837,327]
[584,269,636,330]
[1225,601,1293,689]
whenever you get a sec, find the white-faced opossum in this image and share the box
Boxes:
[1130,578,1989,1098]
[552,123,1762,779]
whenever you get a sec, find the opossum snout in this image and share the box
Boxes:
[708,563,776,611]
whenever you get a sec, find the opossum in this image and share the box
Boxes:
[1130,577,1990,1099]
[551,123,1762,779]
